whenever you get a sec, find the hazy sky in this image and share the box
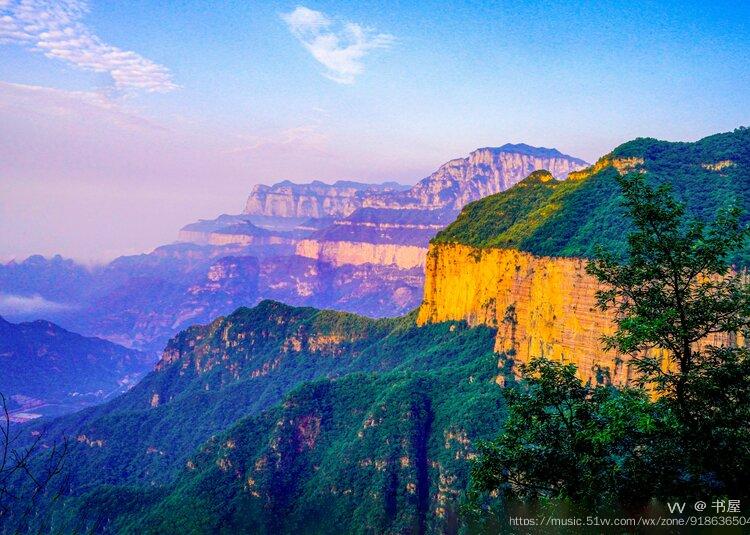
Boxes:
[1,0,749,262]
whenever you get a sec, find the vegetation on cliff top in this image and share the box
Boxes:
[8,129,750,532]
[433,127,750,266]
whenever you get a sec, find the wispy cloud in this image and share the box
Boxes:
[281,6,394,84]
[0,293,73,316]
[0,0,176,92]
[0,81,167,131]
[224,125,330,155]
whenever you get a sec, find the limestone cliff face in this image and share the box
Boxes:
[243,180,405,219]
[292,208,457,269]
[296,239,427,269]
[417,244,631,384]
[365,145,588,211]
[242,146,586,270]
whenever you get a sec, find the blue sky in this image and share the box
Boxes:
[1,0,749,261]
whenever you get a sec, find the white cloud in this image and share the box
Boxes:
[0,293,73,316]
[281,6,394,84]
[0,0,176,92]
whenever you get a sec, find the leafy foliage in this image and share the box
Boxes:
[467,359,678,511]
[587,172,750,413]
[5,302,505,533]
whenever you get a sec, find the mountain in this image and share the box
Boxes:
[7,129,749,533]
[241,147,585,221]
[364,144,588,211]
[8,301,501,533]
[420,127,750,384]
[177,216,299,247]
[2,144,585,352]
[243,180,409,219]
[0,246,423,353]
[296,145,587,269]
[0,254,94,314]
[295,207,458,270]
[0,316,153,421]
[431,132,750,259]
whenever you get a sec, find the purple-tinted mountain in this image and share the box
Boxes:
[364,144,587,210]
[243,179,409,219]
[0,316,153,421]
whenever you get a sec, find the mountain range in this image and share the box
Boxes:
[6,128,749,532]
[0,144,586,353]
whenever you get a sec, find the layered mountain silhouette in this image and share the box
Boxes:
[0,316,153,420]
[1,144,586,352]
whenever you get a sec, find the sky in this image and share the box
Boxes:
[1,0,749,262]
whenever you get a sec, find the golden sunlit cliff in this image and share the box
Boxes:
[416,243,632,384]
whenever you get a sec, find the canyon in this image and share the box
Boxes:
[7,128,750,532]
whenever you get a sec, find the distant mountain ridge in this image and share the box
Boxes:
[243,180,409,219]
[241,145,587,219]
[291,145,587,270]
[362,144,587,210]
[0,316,153,420]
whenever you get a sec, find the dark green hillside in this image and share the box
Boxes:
[434,127,750,264]
[50,327,503,534]
[8,301,499,532]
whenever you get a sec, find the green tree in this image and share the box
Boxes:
[467,358,674,510]
[586,172,750,417]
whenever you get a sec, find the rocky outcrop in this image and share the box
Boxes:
[243,180,407,219]
[178,215,299,248]
[244,147,585,222]
[365,144,588,210]
[178,230,295,247]
[294,207,457,269]
[417,243,742,386]
[293,146,586,269]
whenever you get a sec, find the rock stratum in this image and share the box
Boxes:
[365,144,588,210]
[417,244,630,384]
